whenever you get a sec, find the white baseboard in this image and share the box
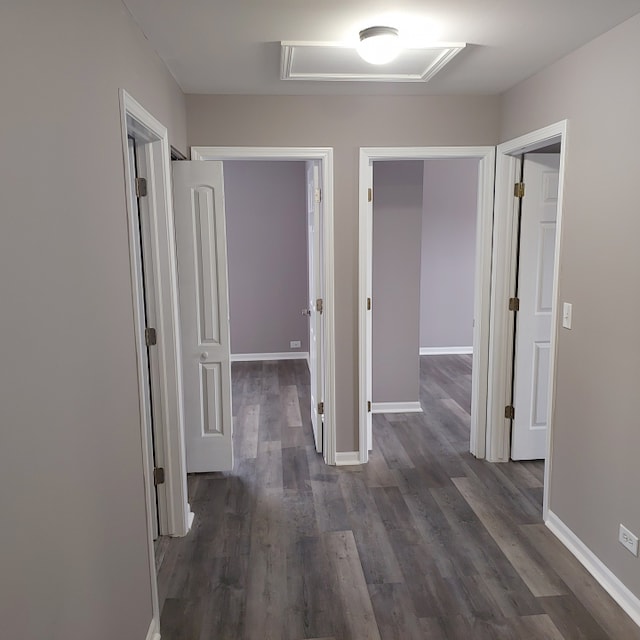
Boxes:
[187,504,195,532]
[419,346,473,355]
[230,352,309,362]
[335,451,361,466]
[371,401,423,414]
[145,618,160,640]
[546,510,640,628]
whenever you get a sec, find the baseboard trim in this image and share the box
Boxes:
[145,618,160,640]
[187,504,195,532]
[371,401,423,414]
[419,346,473,356]
[335,451,361,466]
[230,352,309,362]
[546,510,640,628]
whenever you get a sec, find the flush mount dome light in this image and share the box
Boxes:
[357,26,401,65]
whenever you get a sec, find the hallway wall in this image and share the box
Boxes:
[501,11,640,603]
[0,1,187,638]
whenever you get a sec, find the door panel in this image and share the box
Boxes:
[306,161,323,452]
[128,138,159,539]
[173,161,233,472]
[511,153,559,460]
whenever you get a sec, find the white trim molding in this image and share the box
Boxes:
[371,401,423,414]
[334,451,361,466]
[119,89,192,637]
[546,510,640,628]
[190,147,337,466]
[231,352,309,362]
[359,146,495,464]
[420,346,473,356]
[145,619,161,640]
[488,120,568,520]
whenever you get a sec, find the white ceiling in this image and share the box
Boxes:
[122,0,640,95]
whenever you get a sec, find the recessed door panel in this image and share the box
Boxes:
[201,362,223,435]
[193,186,221,345]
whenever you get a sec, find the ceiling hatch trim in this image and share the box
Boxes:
[280,41,466,83]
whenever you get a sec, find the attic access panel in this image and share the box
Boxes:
[281,41,466,82]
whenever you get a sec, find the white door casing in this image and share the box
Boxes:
[119,89,193,640]
[488,120,568,521]
[511,153,560,460]
[190,146,336,466]
[306,161,324,452]
[359,147,496,463]
[173,161,234,472]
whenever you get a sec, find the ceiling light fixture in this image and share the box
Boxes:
[357,26,401,65]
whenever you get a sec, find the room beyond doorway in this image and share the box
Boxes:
[358,146,496,464]
[190,146,337,465]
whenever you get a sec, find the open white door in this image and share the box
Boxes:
[511,153,560,460]
[306,161,324,452]
[172,161,233,472]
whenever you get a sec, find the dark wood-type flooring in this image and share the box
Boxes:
[156,355,640,639]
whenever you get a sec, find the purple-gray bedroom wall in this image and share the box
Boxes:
[420,158,479,350]
[224,161,309,355]
[372,161,424,404]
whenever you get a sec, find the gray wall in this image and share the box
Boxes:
[420,159,479,349]
[224,161,309,355]
[501,13,640,601]
[187,94,501,450]
[0,1,186,639]
[372,161,424,404]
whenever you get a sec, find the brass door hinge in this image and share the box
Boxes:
[316,298,324,314]
[145,327,157,346]
[508,297,520,312]
[153,467,165,486]
[317,401,324,415]
[368,187,373,203]
[514,182,525,198]
[135,177,148,198]
[367,400,372,413]
[367,297,372,311]
[505,405,515,420]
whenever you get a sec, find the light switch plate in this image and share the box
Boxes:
[562,302,572,329]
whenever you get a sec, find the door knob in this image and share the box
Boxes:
[200,352,209,360]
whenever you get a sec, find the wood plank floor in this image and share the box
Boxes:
[157,355,640,639]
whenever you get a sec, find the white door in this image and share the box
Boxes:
[511,153,560,460]
[172,161,233,472]
[127,138,159,538]
[306,161,324,453]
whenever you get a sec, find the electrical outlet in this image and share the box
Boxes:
[619,524,639,556]
[290,340,301,349]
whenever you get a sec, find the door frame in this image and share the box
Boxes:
[358,146,496,463]
[190,146,337,465]
[119,91,192,547]
[487,120,568,519]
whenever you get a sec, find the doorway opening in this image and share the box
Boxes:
[359,147,496,464]
[370,158,479,419]
[487,121,568,520]
[222,159,323,454]
[186,147,336,466]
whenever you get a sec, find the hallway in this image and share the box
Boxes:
[156,357,640,639]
